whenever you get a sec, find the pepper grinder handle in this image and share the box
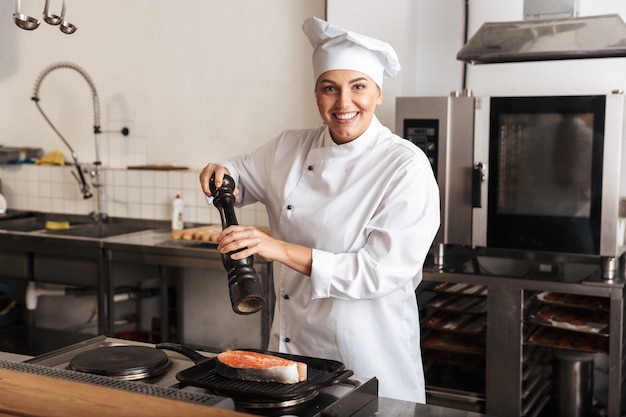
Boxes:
[209,174,265,315]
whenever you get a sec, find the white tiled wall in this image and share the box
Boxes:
[0,164,269,227]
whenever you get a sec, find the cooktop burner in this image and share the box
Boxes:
[68,346,171,380]
[228,388,320,409]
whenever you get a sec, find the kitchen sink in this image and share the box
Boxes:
[43,223,150,238]
[0,214,156,238]
[0,209,35,221]
[0,216,81,232]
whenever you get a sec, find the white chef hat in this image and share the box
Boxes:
[302,16,401,88]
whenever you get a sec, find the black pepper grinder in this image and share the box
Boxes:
[209,174,265,315]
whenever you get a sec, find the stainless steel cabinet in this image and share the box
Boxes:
[421,252,624,417]
[0,252,31,279]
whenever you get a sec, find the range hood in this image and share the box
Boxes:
[457,14,626,64]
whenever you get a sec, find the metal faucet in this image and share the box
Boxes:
[31,61,127,222]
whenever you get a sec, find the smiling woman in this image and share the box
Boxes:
[198,16,440,403]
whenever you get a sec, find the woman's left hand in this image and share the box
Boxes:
[217,225,280,260]
[217,225,312,276]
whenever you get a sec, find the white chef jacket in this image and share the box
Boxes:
[221,116,440,403]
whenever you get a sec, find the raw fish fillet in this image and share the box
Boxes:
[216,350,307,384]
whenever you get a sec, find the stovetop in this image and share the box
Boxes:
[2,335,378,417]
[23,336,194,388]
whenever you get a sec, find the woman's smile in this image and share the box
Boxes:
[335,111,358,121]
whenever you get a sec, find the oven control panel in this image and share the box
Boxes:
[403,119,439,177]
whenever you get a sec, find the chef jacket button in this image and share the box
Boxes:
[307,165,313,171]
[284,294,290,299]
[285,337,291,343]
[287,204,293,210]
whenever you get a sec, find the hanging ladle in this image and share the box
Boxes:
[59,0,77,34]
[42,0,61,25]
[13,0,40,31]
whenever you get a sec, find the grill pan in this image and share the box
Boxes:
[156,343,353,402]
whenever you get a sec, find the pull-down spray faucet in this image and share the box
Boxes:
[31,61,128,222]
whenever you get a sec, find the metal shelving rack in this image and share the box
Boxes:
[420,249,625,417]
[419,281,487,412]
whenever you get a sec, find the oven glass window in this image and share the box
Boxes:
[497,112,594,218]
[487,96,605,255]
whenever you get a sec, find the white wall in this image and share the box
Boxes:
[0,1,325,170]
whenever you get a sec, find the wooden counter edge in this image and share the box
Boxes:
[0,368,251,417]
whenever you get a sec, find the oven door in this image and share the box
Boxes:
[472,93,626,259]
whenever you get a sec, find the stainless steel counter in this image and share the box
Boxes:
[0,212,246,267]
[376,397,495,417]
[104,227,269,266]
[104,228,227,268]
[0,351,29,362]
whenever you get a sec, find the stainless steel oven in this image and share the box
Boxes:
[397,92,626,277]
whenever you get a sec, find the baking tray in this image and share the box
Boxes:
[423,311,487,334]
[528,304,609,335]
[431,282,488,296]
[156,343,352,402]
[424,349,486,367]
[536,291,609,310]
[527,326,608,353]
[423,332,486,355]
[428,294,487,314]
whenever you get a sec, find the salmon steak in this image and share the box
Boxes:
[216,350,307,384]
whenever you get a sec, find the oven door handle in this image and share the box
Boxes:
[472,162,485,208]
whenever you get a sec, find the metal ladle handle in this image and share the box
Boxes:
[43,0,61,25]
[59,0,77,34]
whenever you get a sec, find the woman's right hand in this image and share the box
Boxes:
[199,163,236,197]
[218,225,313,277]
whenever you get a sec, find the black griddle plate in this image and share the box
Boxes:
[157,344,352,402]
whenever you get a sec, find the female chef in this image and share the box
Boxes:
[199,16,440,403]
